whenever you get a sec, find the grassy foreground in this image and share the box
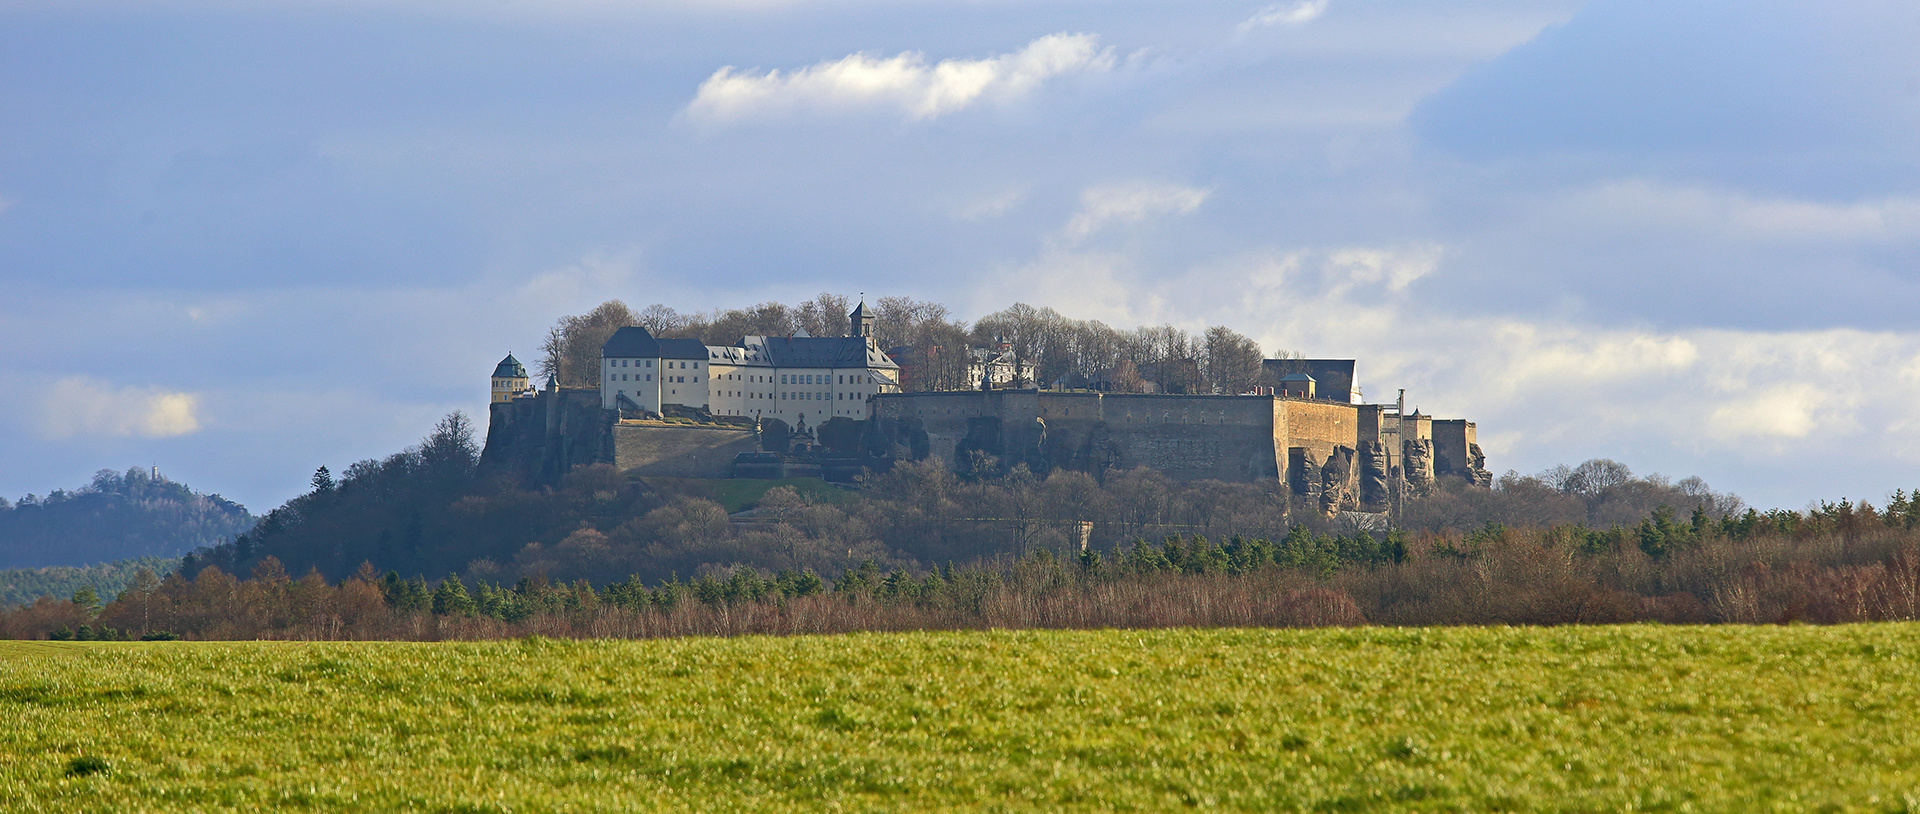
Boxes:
[2,626,1919,812]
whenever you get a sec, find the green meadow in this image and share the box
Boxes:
[3,626,1919,812]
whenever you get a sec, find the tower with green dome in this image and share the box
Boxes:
[492,354,530,403]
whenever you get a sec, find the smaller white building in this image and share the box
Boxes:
[967,343,1034,389]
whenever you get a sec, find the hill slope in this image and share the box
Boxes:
[0,469,253,569]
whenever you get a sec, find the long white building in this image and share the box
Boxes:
[600,302,900,426]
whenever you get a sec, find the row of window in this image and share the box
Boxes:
[610,390,868,408]
[779,373,865,385]
[710,391,869,401]
[608,374,701,383]
[606,359,888,387]
[609,359,702,370]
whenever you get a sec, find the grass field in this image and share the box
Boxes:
[3,626,1919,811]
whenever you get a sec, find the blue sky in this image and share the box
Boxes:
[2,0,1916,513]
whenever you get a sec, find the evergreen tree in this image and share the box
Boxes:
[431,574,475,616]
[70,585,100,615]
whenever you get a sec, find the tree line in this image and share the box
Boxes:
[8,497,1920,641]
[540,296,1284,396]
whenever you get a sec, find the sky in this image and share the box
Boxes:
[2,0,1917,514]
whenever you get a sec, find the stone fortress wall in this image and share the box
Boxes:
[868,388,1490,516]
[480,383,1490,516]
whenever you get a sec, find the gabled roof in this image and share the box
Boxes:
[602,327,708,360]
[757,336,899,369]
[656,337,709,360]
[602,326,660,358]
[494,354,527,378]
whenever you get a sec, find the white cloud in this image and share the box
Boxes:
[1323,245,1441,293]
[1707,383,1828,441]
[1561,180,1920,244]
[1062,181,1210,241]
[952,188,1029,222]
[513,251,644,317]
[1239,0,1328,32]
[686,33,1113,122]
[40,377,203,440]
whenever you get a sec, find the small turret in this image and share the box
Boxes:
[492,354,530,403]
[849,300,875,340]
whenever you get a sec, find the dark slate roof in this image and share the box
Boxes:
[1277,372,1315,382]
[494,354,527,378]
[759,336,899,369]
[602,326,660,358]
[656,337,710,360]
[1263,358,1355,399]
[602,328,710,360]
[850,300,873,320]
[708,345,770,365]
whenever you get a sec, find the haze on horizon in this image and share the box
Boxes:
[2,0,1917,514]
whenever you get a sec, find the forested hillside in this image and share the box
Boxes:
[194,405,1772,591]
[0,557,179,608]
[0,469,253,569]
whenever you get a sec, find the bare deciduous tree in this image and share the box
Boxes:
[539,300,638,387]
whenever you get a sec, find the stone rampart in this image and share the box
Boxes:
[1432,419,1491,485]
[1278,399,1357,464]
[484,383,1487,509]
[874,390,1294,484]
[479,387,615,486]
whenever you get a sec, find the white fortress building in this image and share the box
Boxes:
[600,301,900,426]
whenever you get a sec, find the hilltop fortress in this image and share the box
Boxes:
[481,303,1490,516]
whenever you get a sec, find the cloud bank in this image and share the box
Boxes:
[40,378,203,440]
[687,33,1114,122]
[1239,0,1329,32]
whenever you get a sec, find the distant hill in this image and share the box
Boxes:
[0,468,254,569]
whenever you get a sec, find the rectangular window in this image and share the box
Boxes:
[647,360,653,368]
